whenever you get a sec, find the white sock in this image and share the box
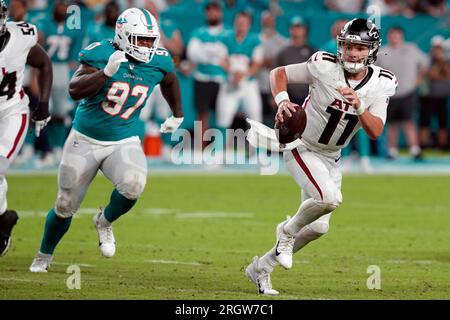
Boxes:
[388,148,399,157]
[258,248,278,273]
[99,212,111,227]
[293,225,323,253]
[410,146,421,156]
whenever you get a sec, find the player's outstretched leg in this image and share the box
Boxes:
[30,208,72,272]
[273,150,342,269]
[93,189,137,258]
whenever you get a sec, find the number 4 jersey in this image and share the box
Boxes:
[0,21,37,112]
[299,51,397,158]
[73,40,174,141]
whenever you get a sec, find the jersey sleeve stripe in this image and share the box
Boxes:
[323,57,337,63]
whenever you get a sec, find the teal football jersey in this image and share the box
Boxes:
[222,32,261,80]
[37,19,83,63]
[73,40,174,141]
[190,26,231,81]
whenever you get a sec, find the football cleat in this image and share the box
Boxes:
[29,252,53,272]
[0,210,19,257]
[245,256,279,295]
[275,219,295,269]
[93,211,116,258]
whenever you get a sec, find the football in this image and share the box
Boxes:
[274,103,307,144]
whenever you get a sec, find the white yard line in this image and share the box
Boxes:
[385,259,434,265]
[52,262,96,268]
[176,212,254,219]
[145,259,204,266]
[0,277,46,284]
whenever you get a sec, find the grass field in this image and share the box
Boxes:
[0,173,449,299]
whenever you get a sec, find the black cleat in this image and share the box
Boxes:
[0,210,19,257]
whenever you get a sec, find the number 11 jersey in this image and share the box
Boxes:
[301,51,397,158]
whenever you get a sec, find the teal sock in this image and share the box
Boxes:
[39,208,72,255]
[103,189,137,223]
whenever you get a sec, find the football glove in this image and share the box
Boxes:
[31,102,51,138]
[104,50,128,77]
[160,116,184,133]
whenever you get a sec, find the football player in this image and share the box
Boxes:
[216,11,263,135]
[245,18,397,294]
[0,0,52,257]
[29,8,183,272]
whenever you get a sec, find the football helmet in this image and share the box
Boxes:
[337,18,381,73]
[114,8,160,63]
[0,0,7,37]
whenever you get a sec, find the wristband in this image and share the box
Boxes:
[355,100,366,116]
[274,91,290,106]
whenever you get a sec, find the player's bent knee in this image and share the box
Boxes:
[320,187,342,213]
[55,193,77,218]
[117,171,146,200]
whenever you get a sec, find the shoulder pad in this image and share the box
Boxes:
[307,51,338,79]
[374,65,398,97]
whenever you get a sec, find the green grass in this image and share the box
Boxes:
[1,174,450,299]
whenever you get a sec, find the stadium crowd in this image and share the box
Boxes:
[6,0,450,170]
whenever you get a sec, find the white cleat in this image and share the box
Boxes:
[275,220,295,269]
[93,211,116,258]
[245,256,279,295]
[29,252,53,273]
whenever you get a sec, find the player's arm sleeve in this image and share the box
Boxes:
[285,62,314,84]
[367,96,390,124]
[78,42,107,70]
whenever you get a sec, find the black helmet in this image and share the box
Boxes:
[337,18,381,73]
[0,0,7,36]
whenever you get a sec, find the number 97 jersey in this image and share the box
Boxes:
[0,21,37,112]
[73,40,174,142]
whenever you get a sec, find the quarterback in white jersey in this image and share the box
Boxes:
[245,18,397,295]
[0,0,52,257]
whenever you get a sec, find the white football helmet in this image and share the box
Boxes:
[114,8,160,63]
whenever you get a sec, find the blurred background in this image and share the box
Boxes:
[7,0,450,174]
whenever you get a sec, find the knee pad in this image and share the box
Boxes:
[117,171,146,200]
[308,220,330,236]
[55,164,79,218]
[55,192,76,218]
[319,183,343,213]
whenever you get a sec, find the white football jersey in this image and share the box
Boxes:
[0,21,38,112]
[301,51,397,158]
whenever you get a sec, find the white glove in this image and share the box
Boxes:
[34,116,51,138]
[103,50,128,77]
[160,116,184,133]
